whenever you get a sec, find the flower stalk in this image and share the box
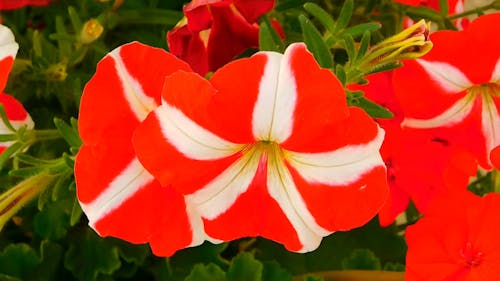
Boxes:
[0,173,55,231]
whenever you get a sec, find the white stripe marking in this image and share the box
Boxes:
[252,44,299,142]
[0,25,19,62]
[81,158,155,228]
[481,94,500,162]
[490,57,500,83]
[285,127,385,186]
[402,94,475,129]
[417,59,472,93]
[267,144,326,252]
[109,47,157,122]
[187,146,262,220]
[156,102,245,160]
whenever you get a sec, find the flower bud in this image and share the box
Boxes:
[80,19,104,44]
[360,20,433,71]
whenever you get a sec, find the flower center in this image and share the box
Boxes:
[467,82,500,98]
[460,242,484,268]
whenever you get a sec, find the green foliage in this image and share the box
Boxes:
[1,0,496,280]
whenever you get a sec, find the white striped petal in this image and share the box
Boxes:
[252,45,299,142]
[284,127,385,186]
[81,158,155,229]
[491,57,500,83]
[186,146,262,220]
[156,102,245,160]
[481,94,500,160]
[267,144,327,252]
[109,47,157,122]
[0,25,18,61]
[402,94,475,129]
[417,59,473,93]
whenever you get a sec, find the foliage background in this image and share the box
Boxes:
[1,0,491,280]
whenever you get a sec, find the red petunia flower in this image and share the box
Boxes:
[350,72,476,226]
[0,24,33,153]
[133,43,389,252]
[405,192,500,280]
[0,0,52,10]
[75,42,210,256]
[393,13,500,169]
[167,0,275,75]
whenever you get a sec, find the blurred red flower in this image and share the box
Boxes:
[406,192,500,280]
[0,24,33,154]
[0,0,52,10]
[167,0,275,75]
[393,13,500,169]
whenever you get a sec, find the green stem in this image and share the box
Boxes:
[293,270,405,281]
[32,129,62,142]
[448,1,499,20]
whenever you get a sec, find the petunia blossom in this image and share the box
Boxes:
[167,0,275,75]
[75,42,209,256]
[405,191,500,280]
[0,0,52,10]
[0,24,33,153]
[133,43,389,252]
[393,13,500,169]
[350,72,476,226]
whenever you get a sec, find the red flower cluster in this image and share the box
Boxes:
[0,24,33,154]
[0,0,51,10]
[76,42,389,255]
[167,0,276,75]
[352,12,500,280]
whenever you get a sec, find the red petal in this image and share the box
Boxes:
[167,25,209,75]
[233,0,275,23]
[202,154,304,252]
[79,42,191,145]
[0,0,51,10]
[205,5,260,71]
[278,44,358,152]
[133,71,245,194]
[0,93,29,121]
[76,42,203,256]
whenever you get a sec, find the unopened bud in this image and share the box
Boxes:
[80,19,104,44]
[360,20,433,71]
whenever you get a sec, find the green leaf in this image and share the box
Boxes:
[341,249,382,270]
[333,0,353,32]
[299,15,333,68]
[55,16,71,59]
[54,118,82,149]
[111,239,150,265]
[262,261,293,281]
[342,22,381,37]
[0,142,23,168]
[169,242,228,278]
[184,264,226,281]
[356,31,371,61]
[303,3,335,35]
[64,229,121,281]
[70,197,83,226]
[354,96,394,118]
[439,0,449,15]
[0,244,41,279]
[406,6,444,21]
[335,64,347,87]
[340,34,356,63]
[33,198,71,240]
[226,252,263,281]
[68,6,83,32]
[259,17,284,52]
[0,105,15,132]
[28,241,64,281]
